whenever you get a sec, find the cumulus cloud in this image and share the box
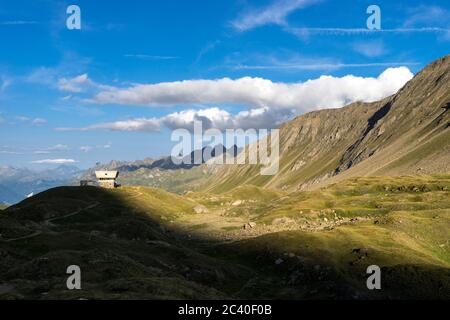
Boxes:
[57,106,294,132]
[91,67,414,111]
[165,107,295,131]
[61,67,414,133]
[231,0,318,32]
[31,159,77,164]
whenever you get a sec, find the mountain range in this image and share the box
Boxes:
[0,54,449,300]
[0,165,81,204]
[77,144,240,193]
[200,54,450,193]
[2,56,449,202]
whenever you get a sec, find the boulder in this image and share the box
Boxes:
[193,205,209,214]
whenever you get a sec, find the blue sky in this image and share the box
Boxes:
[0,0,449,169]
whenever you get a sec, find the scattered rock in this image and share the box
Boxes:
[275,258,284,265]
[243,222,257,230]
[272,217,295,225]
[193,205,209,214]
[232,200,243,206]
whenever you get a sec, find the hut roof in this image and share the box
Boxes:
[95,171,119,179]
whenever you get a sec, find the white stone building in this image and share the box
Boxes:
[95,171,119,188]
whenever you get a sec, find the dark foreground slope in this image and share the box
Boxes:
[0,176,449,300]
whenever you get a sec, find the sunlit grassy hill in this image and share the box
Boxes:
[0,175,448,299]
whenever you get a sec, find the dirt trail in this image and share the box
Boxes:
[2,202,100,242]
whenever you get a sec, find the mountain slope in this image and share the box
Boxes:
[77,145,240,193]
[201,55,450,193]
[0,176,448,299]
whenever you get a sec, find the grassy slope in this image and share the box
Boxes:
[116,166,214,194]
[0,175,448,299]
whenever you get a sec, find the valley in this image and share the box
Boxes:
[0,175,448,299]
[0,55,449,300]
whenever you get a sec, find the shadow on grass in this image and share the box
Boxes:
[0,186,448,300]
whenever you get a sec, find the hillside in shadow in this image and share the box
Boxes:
[0,184,449,299]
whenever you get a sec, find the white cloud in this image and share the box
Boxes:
[14,116,47,126]
[57,107,287,132]
[54,105,303,134]
[61,118,162,133]
[31,159,77,164]
[195,40,221,64]
[403,5,450,41]
[57,73,113,94]
[0,76,11,92]
[61,67,414,133]
[32,118,47,125]
[161,107,292,131]
[124,54,178,60]
[287,27,450,38]
[80,146,93,153]
[48,144,69,151]
[0,21,37,25]
[16,116,30,122]
[27,66,108,94]
[26,67,59,86]
[352,40,386,58]
[231,0,318,32]
[403,6,449,28]
[33,144,69,155]
[234,61,416,71]
[91,67,414,111]
[58,74,92,93]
